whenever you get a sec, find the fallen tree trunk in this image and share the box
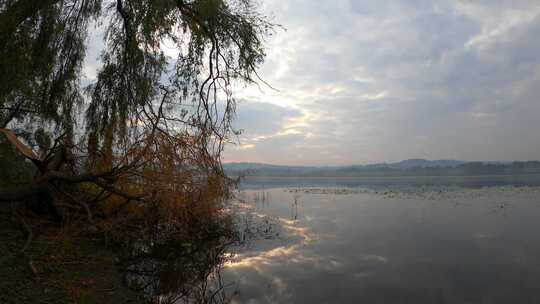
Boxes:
[0,182,61,222]
[0,182,51,202]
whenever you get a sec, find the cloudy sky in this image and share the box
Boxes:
[220,0,540,165]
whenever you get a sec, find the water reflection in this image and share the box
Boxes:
[119,183,540,303]
[121,215,237,304]
[222,185,540,304]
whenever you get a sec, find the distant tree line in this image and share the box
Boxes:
[225,161,540,177]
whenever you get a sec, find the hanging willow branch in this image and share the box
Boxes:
[0,0,273,223]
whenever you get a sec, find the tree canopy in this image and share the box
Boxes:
[0,0,271,204]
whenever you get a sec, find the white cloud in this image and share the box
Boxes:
[83,1,540,164]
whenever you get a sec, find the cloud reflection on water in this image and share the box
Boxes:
[223,185,540,304]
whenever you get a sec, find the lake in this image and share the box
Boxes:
[220,175,540,303]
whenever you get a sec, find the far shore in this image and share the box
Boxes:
[231,173,540,179]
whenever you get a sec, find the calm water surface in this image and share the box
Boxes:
[238,174,540,190]
[222,177,540,303]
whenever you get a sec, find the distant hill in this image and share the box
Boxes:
[357,159,466,170]
[222,162,296,171]
[223,159,465,172]
[388,159,466,169]
[223,159,540,177]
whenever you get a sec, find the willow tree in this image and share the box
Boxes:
[0,0,270,221]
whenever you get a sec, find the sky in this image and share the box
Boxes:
[81,1,540,166]
[221,0,540,165]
